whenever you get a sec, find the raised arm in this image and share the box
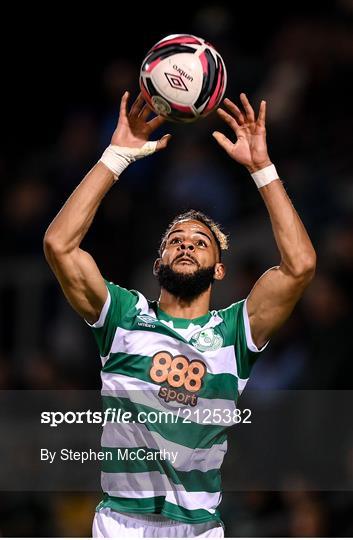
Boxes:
[213,93,316,348]
[44,92,170,323]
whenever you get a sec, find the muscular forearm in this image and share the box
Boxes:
[44,162,114,253]
[259,178,316,277]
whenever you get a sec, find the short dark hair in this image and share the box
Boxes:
[159,210,229,259]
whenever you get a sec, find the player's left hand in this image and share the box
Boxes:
[213,93,271,173]
[111,91,171,152]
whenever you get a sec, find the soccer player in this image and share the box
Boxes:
[44,92,316,538]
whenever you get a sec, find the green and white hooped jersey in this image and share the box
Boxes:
[87,280,267,525]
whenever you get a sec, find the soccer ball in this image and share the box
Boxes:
[139,34,227,123]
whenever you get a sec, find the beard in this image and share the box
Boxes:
[156,262,215,301]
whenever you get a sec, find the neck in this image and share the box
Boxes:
[158,287,211,319]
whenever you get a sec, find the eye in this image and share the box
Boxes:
[170,237,181,244]
[196,239,207,247]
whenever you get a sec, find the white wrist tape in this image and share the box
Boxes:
[99,142,158,180]
[251,164,279,188]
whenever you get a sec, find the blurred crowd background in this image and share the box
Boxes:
[1,1,353,536]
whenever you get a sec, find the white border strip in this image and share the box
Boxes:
[242,299,269,352]
[85,289,111,328]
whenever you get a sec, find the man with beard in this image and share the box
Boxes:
[44,92,316,538]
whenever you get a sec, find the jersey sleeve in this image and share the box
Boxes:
[219,299,269,380]
[85,279,139,358]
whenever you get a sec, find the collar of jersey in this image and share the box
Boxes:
[154,303,212,329]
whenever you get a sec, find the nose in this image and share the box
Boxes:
[179,242,195,252]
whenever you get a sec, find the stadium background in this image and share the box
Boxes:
[1,1,353,536]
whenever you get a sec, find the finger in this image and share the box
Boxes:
[223,98,245,124]
[217,108,240,132]
[257,100,266,127]
[119,91,129,119]
[156,134,172,151]
[240,93,255,122]
[129,93,145,117]
[212,131,234,154]
[139,103,153,121]
[148,114,166,132]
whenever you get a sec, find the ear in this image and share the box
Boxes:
[214,262,226,281]
[153,258,161,276]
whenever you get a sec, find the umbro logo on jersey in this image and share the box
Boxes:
[190,328,223,352]
[137,314,157,328]
[137,314,157,323]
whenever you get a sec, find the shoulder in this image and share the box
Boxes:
[88,280,145,329]
[105,280,140,302]
[215,299,246,324]
[217,298,269,354]
[208,300,245,347]
[104,279,149,312]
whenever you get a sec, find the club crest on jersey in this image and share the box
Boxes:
[190,328,223,352]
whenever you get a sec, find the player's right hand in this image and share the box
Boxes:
[111,91,172,152]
